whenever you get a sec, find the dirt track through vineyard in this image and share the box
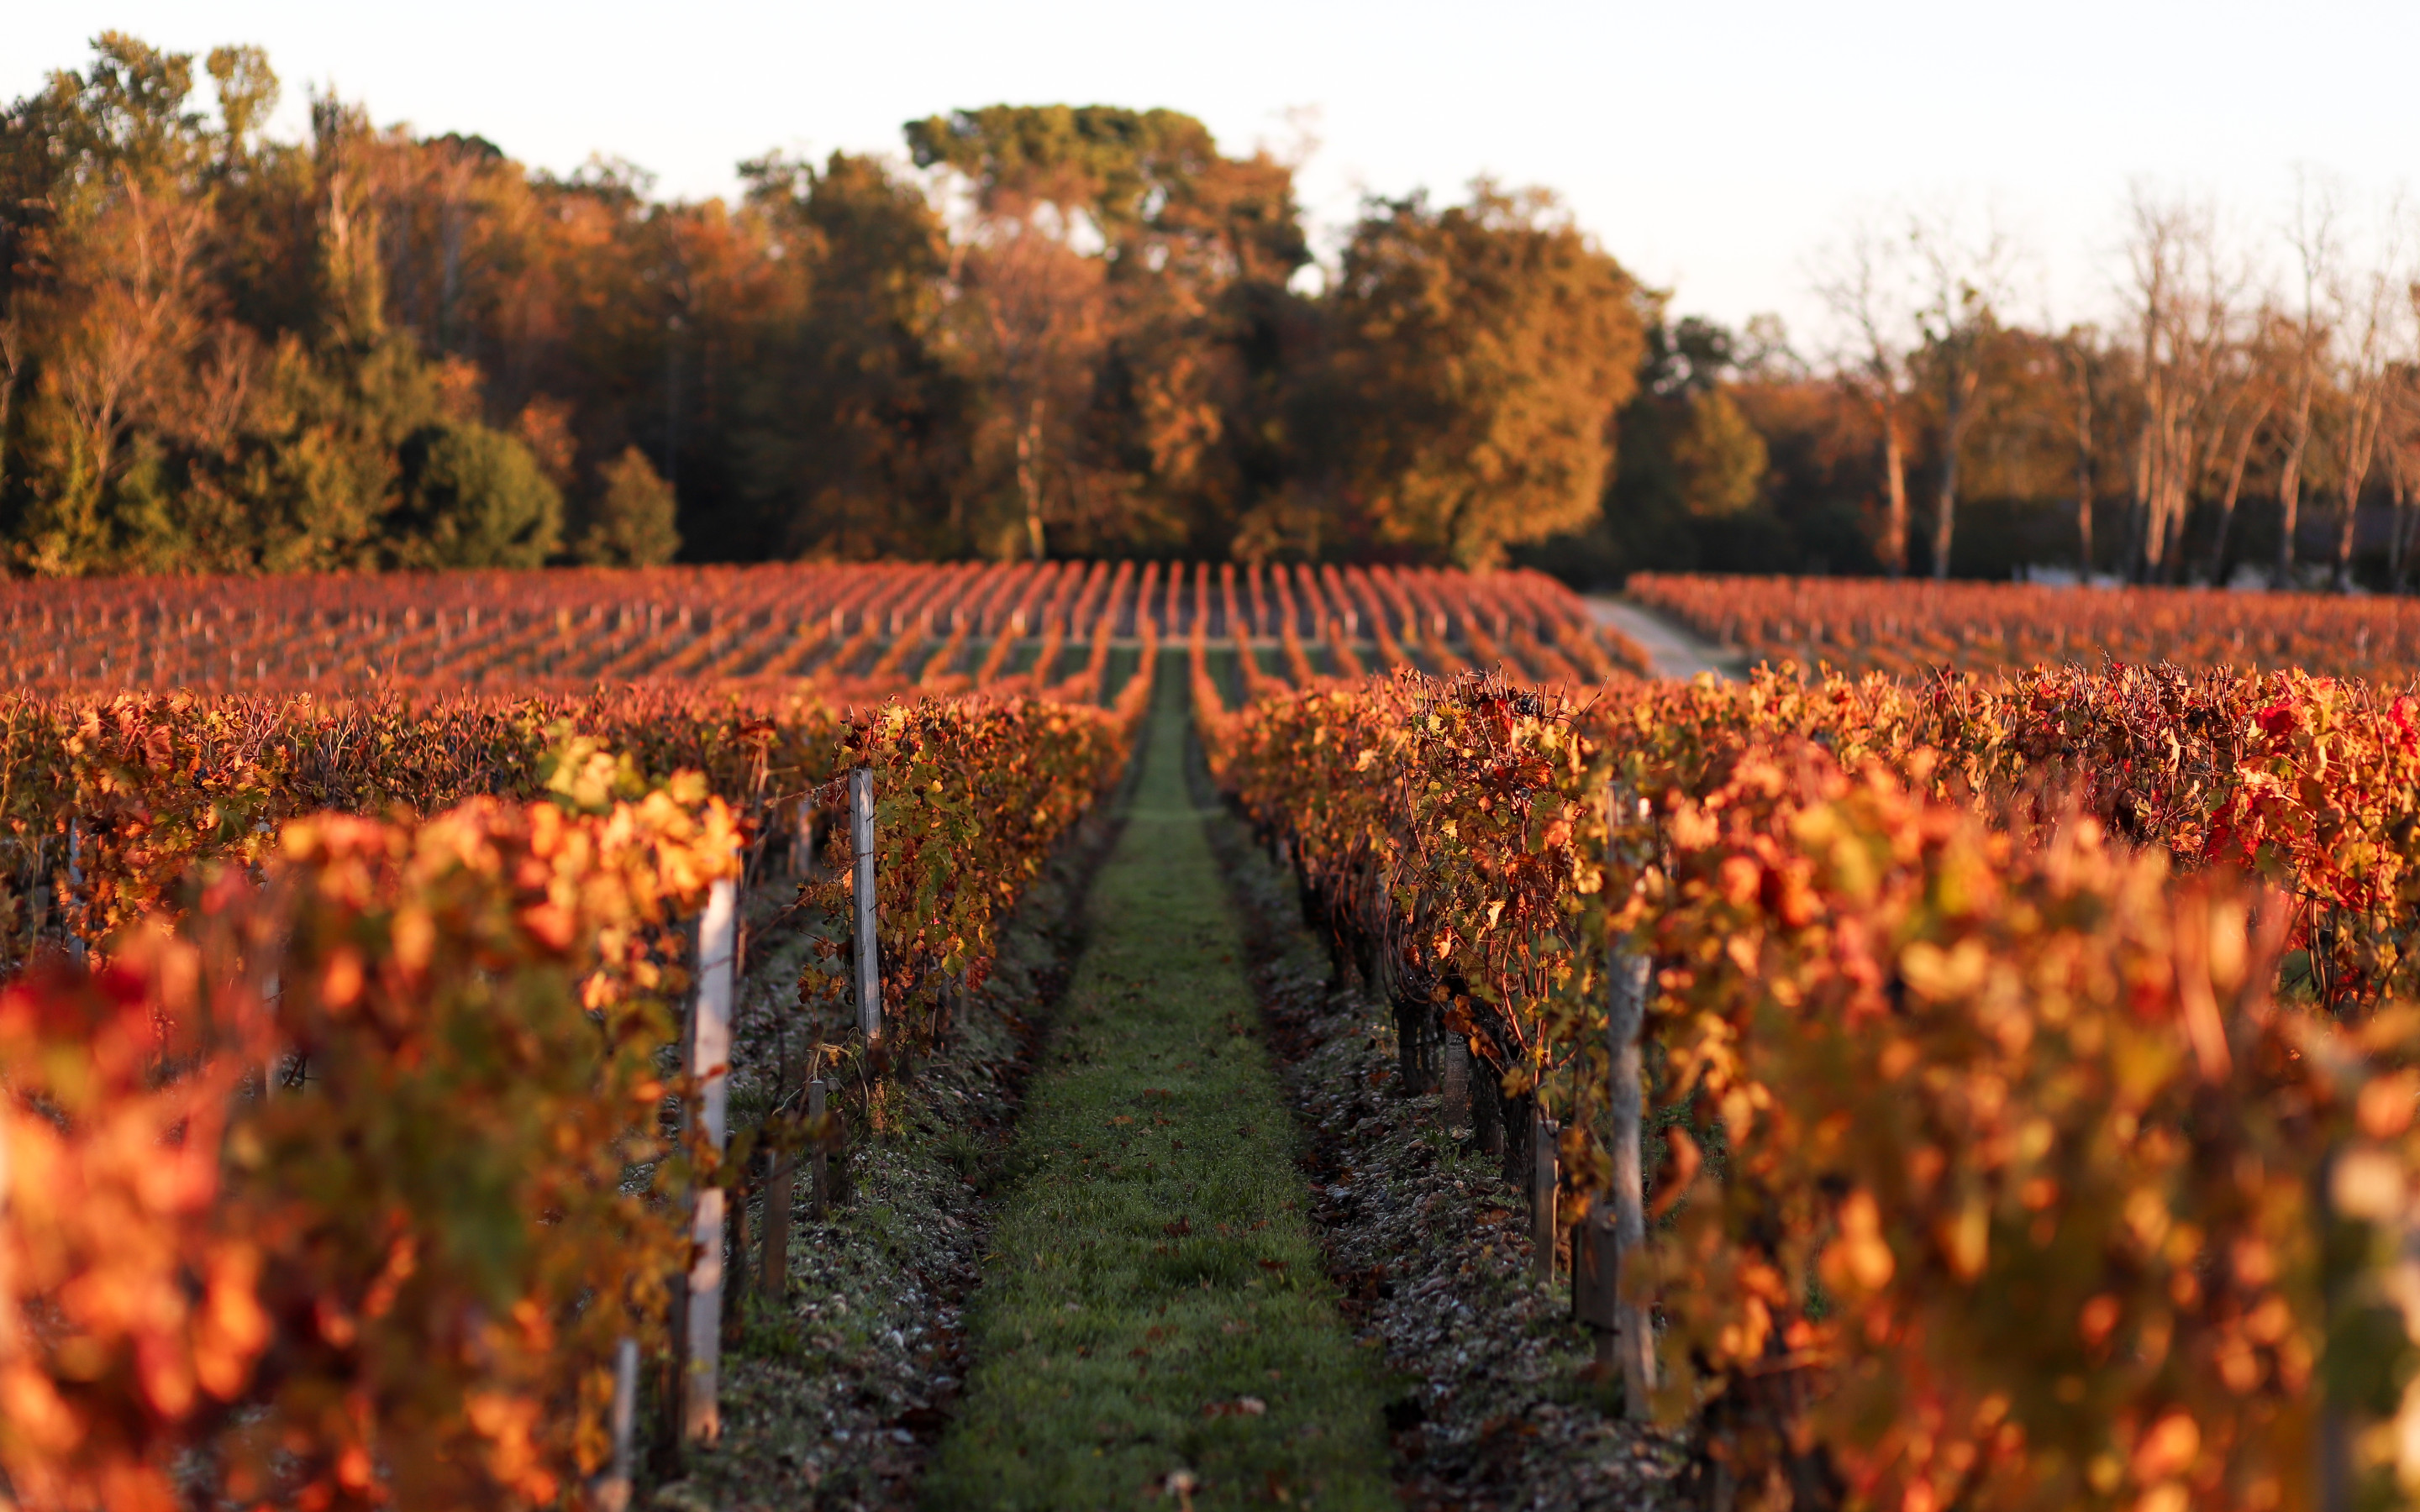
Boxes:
[921,670,1396,1511]
[1584,596,1737,680]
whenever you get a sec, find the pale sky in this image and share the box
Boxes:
[13,1,2420,346]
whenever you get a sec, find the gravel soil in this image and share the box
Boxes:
[1200,754,1688,1512]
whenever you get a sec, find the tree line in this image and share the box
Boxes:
[1583,187,2420,593]
[0,34,1639,577]
[7,34,2413,588]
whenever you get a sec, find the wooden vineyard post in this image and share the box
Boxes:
[851,767,881,1042]
[792,802,817,880]
[594,1336,639,1512]
[260,971,281,1096]
[1532,1105,1559,1287]
[760,1144,795,1299]
[66,819,85,964]
[25,835,45,948]
[1604,947,1656,1416]
[1581,780,1659,1413]
[680,876,738,1447]
[2317,1143,2360,1512]
[723,1159,752,1346]
[1473,1063,1502,1157]
[1441,1036,1471,1131]
[808,1078,830,1218]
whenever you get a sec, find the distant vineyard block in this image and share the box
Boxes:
[2,560,1635,701]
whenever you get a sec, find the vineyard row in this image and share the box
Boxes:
[32,571,2420,1507]
[0,667,1147,1507]
[1205,659,2420,1509]
[1632,570,2420,685]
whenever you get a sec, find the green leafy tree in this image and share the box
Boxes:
[1516,311,1855,585]
[387,419,561,567]
[1672,386,1769,517]
[573,444,680,565]
[904,105,1219,247]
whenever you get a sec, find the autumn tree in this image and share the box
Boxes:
[313,131,798,563]
[964,197,1109,560]
[2270,181,2337,589]
[1094,134,1309,559]
[1908,212,2014,579]
[2115,192,2242,584]
[2382,360,2420,588]
[2199,321,2278,585]
[52,33,2420,589]
[907,105,1308,560]
[0,35,575,574]
[2322,242,2407,590]
[733,150,967,558]
[912,108,1156,559]
[2050,323,2109,575]
[1315,182,1643,569]
[1,34,229,571]
[1812,224,1917,576]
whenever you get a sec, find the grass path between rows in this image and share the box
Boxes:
[921,664,1396,1511]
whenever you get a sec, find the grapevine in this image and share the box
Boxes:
[1206,658,2420,1507]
